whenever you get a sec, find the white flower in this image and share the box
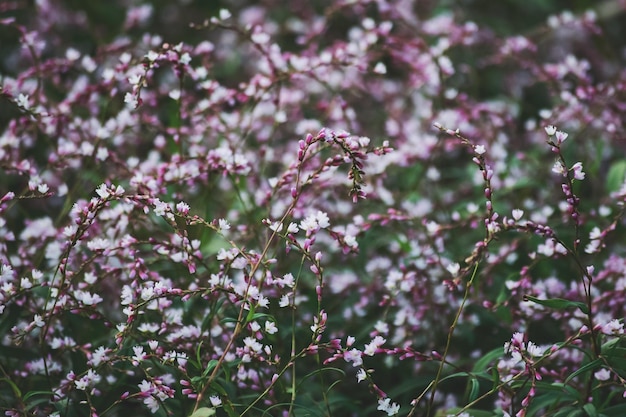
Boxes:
[364,336,386,356]
[180,52,191,65]
[552,160,566,176]
[90,346,109,367]
[512,209,524,221]
[66,47,80,61]
[63,224,78,238]
[299,211,330,233]
[75,369,101,391]
[544,125,557,136]
[87,238,111,251]
[128,73,142,85]
[374,320,389,335]
[446,262,460,276]
[33,314,45,327]
[264,321,278,334]
[251,31,270,44]
[279,294,290,307]
[357,368,367,383]
[594,368,611,381]
[95,183,110,199]
[525,341,543,357]
[153,199,170,216]
[243,336,263,353]
[17,94,30,109]
[132,346,146,363]
[96,147,109,161]
[373,62,387,74]
[218,218,230,230]
[377,398,400,416]
[315,211,330,228]
[344,234,358,248]
[146,50,159,61]
[124,92,138,109]
[75,290,103,306]
[585,239,601,254]
[218,9,231,20]
[82,55,97,72]
[20,277,32,289]
[268,220,283,232]
[589,227,602,240]
[286,222,299,234]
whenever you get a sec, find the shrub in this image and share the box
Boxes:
[1,1,626,416]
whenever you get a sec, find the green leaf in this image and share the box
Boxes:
[194,340,204,369]
[603,402,626,415]
[224,402,239,417]
[468,377,480,402]
[604,352,626,376]
[202,359,219,378]
[554,407,584,417]
[564,358,601,384]
[523,295,589,314]
[606,160,626,193]
[472,346,504,372]
[189,408,216,417]
[439,371,471,383]
[0,377,21,397]
[244,305,256,324]
[435,408,493,417]
[249,312,273,322]
[211,381,228,396]
[23,390,55,402]
[584,403,598,417]
[601,337,621,353]
[491,368,499,391]
[527,393,567,415]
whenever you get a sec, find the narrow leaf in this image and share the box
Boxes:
[523,295,589,314]
[468,377,480,402]
[564,359,601,384]
[583,403,598,417]
[472,346,504,372]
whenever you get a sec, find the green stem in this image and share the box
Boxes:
[426,262,480,416]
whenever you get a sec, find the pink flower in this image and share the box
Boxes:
[571,162,585,180]
[555,130,568,143]
[343,348,363,367]
[601,319,624,335]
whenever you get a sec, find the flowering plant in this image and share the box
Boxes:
[1,1,626,416]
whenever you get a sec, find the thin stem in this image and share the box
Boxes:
[408,262,480,417]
